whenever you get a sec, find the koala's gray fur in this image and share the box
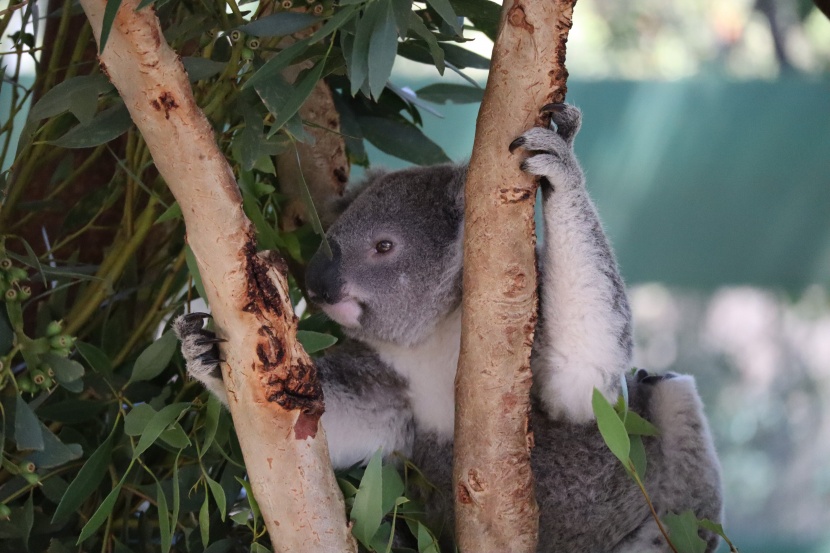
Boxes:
[175,105,723,552]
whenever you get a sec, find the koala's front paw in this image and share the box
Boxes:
[509,104,583,189]
[173,313,229,404]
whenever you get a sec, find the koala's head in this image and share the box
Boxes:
[305,164,466,346]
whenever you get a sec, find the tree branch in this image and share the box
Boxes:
[454,0,576,551]
[76,1,356,551]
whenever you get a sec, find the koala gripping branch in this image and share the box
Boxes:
[454,0,577,551]
[77,1,356,552]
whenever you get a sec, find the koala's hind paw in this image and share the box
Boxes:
[634,368,679,385]
[173,312,225,383]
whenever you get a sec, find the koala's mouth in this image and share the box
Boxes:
[319,297,362,328]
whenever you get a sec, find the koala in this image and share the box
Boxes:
[175,104,723,552]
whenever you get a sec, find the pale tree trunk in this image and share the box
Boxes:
[77,1,356,552]
[454,0,577,551]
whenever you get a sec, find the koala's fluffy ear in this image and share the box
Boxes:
[320,167,389,228]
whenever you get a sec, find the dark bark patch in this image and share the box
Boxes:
[150,91,178,119]
[294,411,320,440]
[498,186,534,204]
[457,482,473,504]
[507,3,534,32]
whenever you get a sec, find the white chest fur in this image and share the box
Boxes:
[370,309,461,439]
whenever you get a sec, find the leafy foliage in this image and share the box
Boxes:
[0,0,497,550]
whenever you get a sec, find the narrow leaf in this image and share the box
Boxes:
[128,330,177,384]
[351,449,384,546]
[629,435,647,478]
[49,103,132,149]
[358,116,450,165]
[624,411,660,436]
[185,245,207,301]
[133,402,191,458]
[52,423,117,524]
[296,330,338,354]
[239,12,319,37]
[98,0,124,54]
[664,510,708,553]
[592,388,630,464]
[77,482,123,542]
[201,395,221,457]
[15,396,44,451]
[206,475,227,521]
[28,75,112,121]
[367,0,398,99]
[425,0,462,34]
[416,83,483,104]
[156,481,172,553]
[75,341,112,375]
[199,495,210,547]
[262,61,326,136]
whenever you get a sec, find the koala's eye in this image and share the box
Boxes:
[375,240,394,254]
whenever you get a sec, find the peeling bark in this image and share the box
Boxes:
[77,1,356,551]
[453,0,577,551]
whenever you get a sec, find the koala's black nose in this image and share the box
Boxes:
[305,240,343,305]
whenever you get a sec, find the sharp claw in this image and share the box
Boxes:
[184,312,212,319]
[195,337,227,345]
[540,103,566,113]
[509,137,525,153]
[635,368,650,382]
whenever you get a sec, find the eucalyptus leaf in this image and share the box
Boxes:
[77,481,123,542]
[448,0,500,40]
[358,116,450,165]
[98,0,124,54]
[664,510,708,553]
[155,201,182,223]
[15,396,44,451]
[28,74,112,123]
[185,245,207,301]
[296,330,338,354]
[49,103,133,149]
[629,435,647,478]
[239,12,319,37]
[591,388,630,465]
[25,421,82,469]
[156,480,172,553]
[128,330,177,384]
[182,57,226,82]
[133,402,191,458]
[425,0,462,35]
[43,353,85,387]
[367,0,398,99]
[624,411,659,436]
[205,474,227,521]
[125,403,157,436]
[75,341,113,376]
[416,83,483,104]
[52,423,117,524]
[350,449,384,546]
[199,495,210,547]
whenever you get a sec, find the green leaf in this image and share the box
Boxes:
[125,403,156,435]
[310,5,360,43]
[416,521,440,553]
[15,396,44,451]
[441,42,489,69]
[44,353,85,389]
[182,57,226,82]
[199,495,210,547]
[592,388,630,465]
[296,330,338,354]
[261,61,326,137]
[185,245,207,301]
[348,9,375,95]
[405,16,445,73]
[358,116,451,165]
[28,75,112,122]
[629,435,647,478]
[425,0,462,35]
[128,330,177,384]
[22,493,34,552]
[155,480,172,552]
[133,402,191,458]
[250,544,271,553]
[416,83,483,104]
[350,449,384,546]
[448,0,500,41]
[390,0,413,34]
[53,423,118,524]
[136,0,157,9]
[239,12,319,37]
[624,411,659,436]
[155,201,182,223]
[245,39,310,91]
[25,422,82,469]
[76,341,113,376]
[48,103,133,149]
[77,481,123,543]
[98,0,124,53]
[664,510,708,553]
[367,0,398,99]
[201,395,222,457]
[380,462,404,515]
[38,399,104,424]
[205,474,227,521]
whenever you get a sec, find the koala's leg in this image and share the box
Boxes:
[645,374,723,552]
[173,313,229,405]
[513,104,633,422]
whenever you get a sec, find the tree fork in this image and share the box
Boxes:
[77,1,356,551]
[453,0,577,551]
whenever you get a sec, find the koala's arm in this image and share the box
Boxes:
[173,314,414,469]
[514,105,633,422]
